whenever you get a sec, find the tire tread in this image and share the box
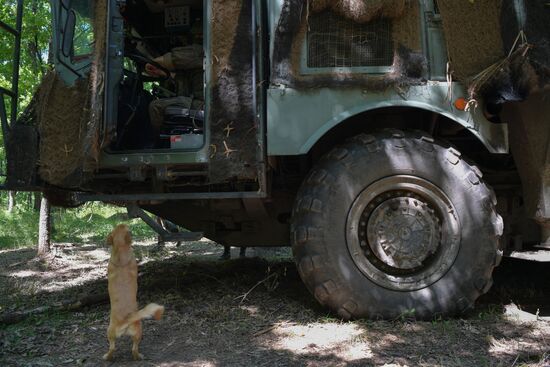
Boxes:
[291,130,502,320]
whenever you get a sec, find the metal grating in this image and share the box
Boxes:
[307,12,394,68]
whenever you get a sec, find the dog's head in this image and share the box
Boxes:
[107,224,132,251]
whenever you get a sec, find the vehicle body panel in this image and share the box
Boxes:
[267,83,509,156]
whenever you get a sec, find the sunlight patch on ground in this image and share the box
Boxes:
[3,269,40,278]
[41,267,106,292]
[0,244,113,292]
[159,360,217,367]
[488,333,548,363]
[488,308,550,364]
[266,322,373,361]
[504,303,550,322]
[509,250,550,262]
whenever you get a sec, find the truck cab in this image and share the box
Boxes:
[3,0,550,319]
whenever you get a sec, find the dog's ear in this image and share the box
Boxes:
[106,233,114,247]
[124,230,132,246]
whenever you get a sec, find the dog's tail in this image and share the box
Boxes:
[126,303,165,325]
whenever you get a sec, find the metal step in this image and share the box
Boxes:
[126,203,203,242]
[534,244,550,250]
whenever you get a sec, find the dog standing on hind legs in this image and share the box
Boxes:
[104,224,164,361]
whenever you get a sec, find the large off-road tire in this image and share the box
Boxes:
[291,130,503,320]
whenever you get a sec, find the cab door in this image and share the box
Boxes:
[22,0,108,189]
[33,0,122,189]
[52,0,123,156]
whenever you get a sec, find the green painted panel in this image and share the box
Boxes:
[267,82,508,155]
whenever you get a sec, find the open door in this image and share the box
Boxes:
[27,0,109,189]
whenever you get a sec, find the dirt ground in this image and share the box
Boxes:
[0,239,549,367]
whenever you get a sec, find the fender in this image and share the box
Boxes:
[267,82,509,155]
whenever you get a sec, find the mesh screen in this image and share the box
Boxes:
[307,12,393,68]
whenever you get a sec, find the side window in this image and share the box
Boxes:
[72,8,94,59]
[53,0,95,84]
[59,1,94,64]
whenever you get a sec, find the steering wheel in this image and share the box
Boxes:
[126,52,172,81]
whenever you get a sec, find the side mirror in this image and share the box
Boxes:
[62,10,76,57]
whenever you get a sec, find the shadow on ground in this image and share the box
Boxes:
[0,243,549,367]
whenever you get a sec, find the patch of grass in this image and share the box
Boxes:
[318,314,342,323]
[0,202,155,250]
[0,207,40,249]
[395,308,417,322]
[52,203,154,243]
[475,304,503,322]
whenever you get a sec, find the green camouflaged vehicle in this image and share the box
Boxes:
[2,0,549,319]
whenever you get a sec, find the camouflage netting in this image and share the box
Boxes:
[36,72,90,187]
[437,0,550,103]
[36,0,107,188]
[86,0,108,169]
[309,0,407,23]
[500,1,550,92]
[272,0,425,90]
[436,0,504,81]
[209,0,259,184]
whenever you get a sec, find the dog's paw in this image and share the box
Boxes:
[132,352,144,361]
[154,306,165,320]
[103,352,114,361]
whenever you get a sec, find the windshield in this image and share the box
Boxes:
[57,1,95,62]
[71,3,94,59]
[54,0,95,83]
[63,1,94,61]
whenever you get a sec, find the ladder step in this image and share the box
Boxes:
[127,203,203,243]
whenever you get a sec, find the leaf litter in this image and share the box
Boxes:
[0,240,549,366]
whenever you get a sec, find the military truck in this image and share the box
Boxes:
[1,0,549,319]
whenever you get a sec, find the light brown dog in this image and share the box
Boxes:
[103,224,164,361]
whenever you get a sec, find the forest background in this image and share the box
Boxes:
[0,0,153,250]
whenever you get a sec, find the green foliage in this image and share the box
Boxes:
[0,200,155,250]
[51,203,155,244]
[0,3,155,250]
[0,0,52,110]
[0,0,52,184]
[0,205,40,248]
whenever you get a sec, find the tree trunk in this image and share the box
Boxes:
[37,196,51,256]
[7,191,16,212]
[33,192,41,211]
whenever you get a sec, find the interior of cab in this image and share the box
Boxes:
[112,0,205,152]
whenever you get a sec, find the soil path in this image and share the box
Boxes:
[1,241,549,367]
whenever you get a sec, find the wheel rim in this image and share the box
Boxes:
[346,175,461,291]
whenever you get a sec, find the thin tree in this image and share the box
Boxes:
[7,191,16,212]
[33,192,41,211]
[37,195,51,256]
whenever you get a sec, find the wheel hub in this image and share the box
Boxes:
[346,176,461,291]
[364,196,441,270]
